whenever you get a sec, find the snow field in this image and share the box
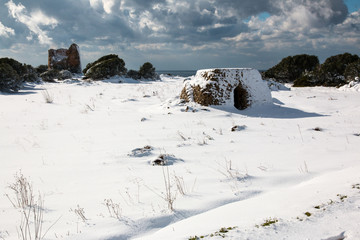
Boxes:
[0,75,360,239]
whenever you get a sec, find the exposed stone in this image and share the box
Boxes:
[48,43,81,73]
[180,68,272,110]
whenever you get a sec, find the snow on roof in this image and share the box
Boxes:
[183,68,272,108]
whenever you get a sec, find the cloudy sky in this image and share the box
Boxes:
[0,0,359,70]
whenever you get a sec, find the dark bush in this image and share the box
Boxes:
[264,54,319,82]
[293,75,317,87]
[0,62,22,92]
[83,54,127,80]
[312,53,359,86]
[83,54,119,75]
[127,70,140,80]
[344,59,360,81]
[36,65,48,74]
[40,69,60,82]
[139,62,159,80]
[321,53,359,77]
[0,58,39,91]
[297,53,360,87]
[22,64,38,82]
[0,58,26,76]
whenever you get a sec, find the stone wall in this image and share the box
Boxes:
[48,43,81,74]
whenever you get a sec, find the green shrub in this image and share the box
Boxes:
[36,65,48,74]
[0,58,26,76]
[292,53,360,87]
[344,59,360,81]
[293,74,317,87]
[314,53,359,86]
[139,62,159,80]
[40,69,60,82]
[264,54,319,82]
[321,53,359,77]
[83,54,127,80]
[127,69,140,80]
[0,58,38,92]
[83,54,118,75]
[0,62,22,92]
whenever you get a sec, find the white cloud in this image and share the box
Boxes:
[134,43,168,51]
[89,0,117,14]
[5,0,58,45]
[102,0,115,14]
[0,21,15,37]
[225,0,359,52]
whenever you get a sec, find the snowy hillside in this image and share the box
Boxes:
[1,75,360,240]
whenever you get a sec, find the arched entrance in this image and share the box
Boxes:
[233,84,249,110]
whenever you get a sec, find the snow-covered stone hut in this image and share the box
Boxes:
[180,68,272,110]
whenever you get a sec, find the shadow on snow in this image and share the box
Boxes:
[213,101,326,119]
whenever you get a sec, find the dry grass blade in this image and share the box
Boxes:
[42,90,54,104]
[163,167,177,211]
[6,172,57,240]
[174,174,187,196]
[104,199,122,220]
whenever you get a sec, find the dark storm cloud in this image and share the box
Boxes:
[312,0,348,25]
[1,0,351,46]
[214,0,275,17]
[128,0,166,10]
[0,0,358,69]
[275,0,349,27]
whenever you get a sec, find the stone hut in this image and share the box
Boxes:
[48,43,81,73]
[180,68,272,110]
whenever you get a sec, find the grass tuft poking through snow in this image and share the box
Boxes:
[42,89,54,103]
[5,172,58,240]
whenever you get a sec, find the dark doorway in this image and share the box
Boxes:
[233,84,249,110]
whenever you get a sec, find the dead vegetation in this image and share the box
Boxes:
[6,172,58,240]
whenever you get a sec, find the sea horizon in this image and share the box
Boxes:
[156,69,266,77]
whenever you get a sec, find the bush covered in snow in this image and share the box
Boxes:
[0,57,38,92]
[264,54,319,83]
[83,54,127,80]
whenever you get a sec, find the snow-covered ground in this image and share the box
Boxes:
[0,75,360,240]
